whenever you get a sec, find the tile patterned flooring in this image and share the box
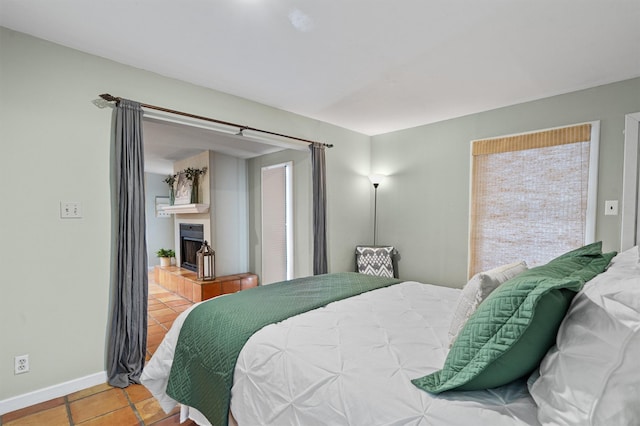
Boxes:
[1,277,196,426]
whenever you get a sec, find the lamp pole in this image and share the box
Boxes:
[373,182,379,245]
[369,174,385,246]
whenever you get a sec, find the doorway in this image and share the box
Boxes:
[261,162,293,284]
[621,111,640,249]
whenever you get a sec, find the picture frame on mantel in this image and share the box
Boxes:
[174,172,192,205]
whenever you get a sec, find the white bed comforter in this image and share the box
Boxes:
[142,281,539,426]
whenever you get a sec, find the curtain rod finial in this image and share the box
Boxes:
[99,93,120,102]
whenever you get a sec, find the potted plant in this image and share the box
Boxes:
[156,248,175,267]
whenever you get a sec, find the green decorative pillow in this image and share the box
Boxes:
[412,245,615,393]
[550,241,602,261]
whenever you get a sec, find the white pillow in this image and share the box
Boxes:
[529,246,640,426]
[447,260,527,346]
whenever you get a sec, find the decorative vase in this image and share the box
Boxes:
[190,176,199,204]
[169,186,175,205]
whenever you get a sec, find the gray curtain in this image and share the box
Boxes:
[310,143,328,274]
[107,99,148,387]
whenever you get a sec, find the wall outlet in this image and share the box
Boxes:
[60,201,82,218]
[15,354,29,375]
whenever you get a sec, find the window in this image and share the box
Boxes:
[469,123,599,277]
[261,162,293,284]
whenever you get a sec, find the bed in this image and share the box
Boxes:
[142,243,640,426]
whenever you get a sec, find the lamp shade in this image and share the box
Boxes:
[369,174,386,186]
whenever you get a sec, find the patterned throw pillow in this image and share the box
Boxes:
[356,246,396,278]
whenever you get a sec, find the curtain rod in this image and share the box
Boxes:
[99,94,333,148]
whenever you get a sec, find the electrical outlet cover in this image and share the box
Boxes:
[60,201,82,218]
[15,354,29,374]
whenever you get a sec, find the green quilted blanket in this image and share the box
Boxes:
[165,272,401,425]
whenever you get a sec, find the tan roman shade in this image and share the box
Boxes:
[472,124,591,155]
[469,123,593,277]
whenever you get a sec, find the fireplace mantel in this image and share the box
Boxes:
[162,203,209,214]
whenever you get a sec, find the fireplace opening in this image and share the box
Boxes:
[179,224,204,272]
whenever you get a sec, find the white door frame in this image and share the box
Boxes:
[261,162,294,283]
[621,112,640,250]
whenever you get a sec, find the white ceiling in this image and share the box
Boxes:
[2,0,639,169]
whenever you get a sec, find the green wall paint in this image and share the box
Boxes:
[1,24,638,405]
[372,77,640,287]
[145,173,175,268]
[0,27,369,402]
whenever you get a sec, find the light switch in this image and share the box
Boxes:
[60,201,82,218]
[604,200,618,216]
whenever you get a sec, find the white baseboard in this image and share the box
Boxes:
[0,371,107,415]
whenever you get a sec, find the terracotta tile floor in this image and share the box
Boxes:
[1,276,196,426]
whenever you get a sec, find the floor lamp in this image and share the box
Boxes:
[369,174,386,245]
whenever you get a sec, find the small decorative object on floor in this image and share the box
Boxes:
[197,240,216,281]
[163,174,177,205]
[156,248,175,267]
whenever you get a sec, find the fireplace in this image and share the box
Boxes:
[179,223,204,272]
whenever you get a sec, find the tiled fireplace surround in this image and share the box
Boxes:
[166,214,259,301]
[154,266,257,302]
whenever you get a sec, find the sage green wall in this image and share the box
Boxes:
[0,27,370,402]
[211,152,250,276]
[2,23,637,405]
[372,77,640,288]
[145,173,175,268]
